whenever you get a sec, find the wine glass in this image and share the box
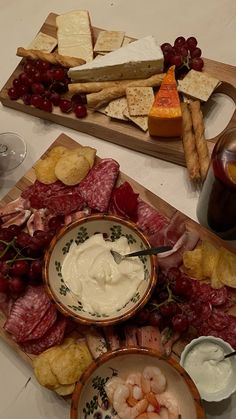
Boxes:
[0,132,27,173]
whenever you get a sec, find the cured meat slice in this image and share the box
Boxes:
[103,326,120,350]
[20,317,67,355]
[124,325,138,347]
[0,197,30,217]
[137,326,165,355]
[207,310,230,331]
[163,212,186,246]
[79,159,120,212]
[163,330,180,357]
[1,210,31,228]
[136,200,168,236]
[45,192,85,216]
[27,209,47,236]
[109,182,139,220]
[64,208,91,225]
[158,230,199,269]
[22,305,57,342]
[4,285,51,342]
[85,327,108,358]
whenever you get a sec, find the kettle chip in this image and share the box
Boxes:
[55,153,90,185]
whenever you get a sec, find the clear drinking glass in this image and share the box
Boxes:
[0,132,27,173]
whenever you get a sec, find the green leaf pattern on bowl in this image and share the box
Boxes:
[53,223,151,318]
[83,369,118,418]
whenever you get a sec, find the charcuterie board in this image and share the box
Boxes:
[0,132,236,371]
[1,13,236,167]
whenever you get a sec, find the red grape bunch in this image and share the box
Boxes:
[161,36,204,74]
[7,59,87,118]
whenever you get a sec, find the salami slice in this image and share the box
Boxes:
[79,159,120,212]
[207,310,230,331]
[110,182,139,220]
[136,200,168,236]
[4,285,51,342]
[208,288,228,306]
[22,305,57,342]
[20,317,67,355]
[45,192,85,216]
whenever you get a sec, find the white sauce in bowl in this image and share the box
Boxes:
[61,234,144,314]
[184,341,233,394]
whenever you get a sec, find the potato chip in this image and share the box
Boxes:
[55,154,90,185]
[34,157,58,184]
[215,247,236,288]
[70,146,96,169]
[48,146,68,161]
[183,247,203,279]
[33,346,64,389]
[51,345,85,385]
[201,240,219,278]
[54,383,75,396]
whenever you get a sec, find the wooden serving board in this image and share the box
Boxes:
[0,132,236,368]
[1,13,236,167]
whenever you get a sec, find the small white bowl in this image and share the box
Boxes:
[180,336,236,402]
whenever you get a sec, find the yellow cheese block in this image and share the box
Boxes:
[148,66,182,137]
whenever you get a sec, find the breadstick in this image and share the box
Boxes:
[181,102,201,181]
[69,74,165,95]
[189,100,210,181]
[86,73,165,108]
[16,47,85,68]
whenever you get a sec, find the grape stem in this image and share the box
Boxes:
[0,238,36,265]
[151,284,178,311]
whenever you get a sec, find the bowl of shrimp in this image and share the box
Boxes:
[71,347,205,419]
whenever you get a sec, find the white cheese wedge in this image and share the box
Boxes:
[68,36,164,82]
[56,10,93,63]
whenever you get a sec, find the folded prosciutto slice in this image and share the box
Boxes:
[137,325,165,355]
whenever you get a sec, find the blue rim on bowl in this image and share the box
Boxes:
[43,214,157,326]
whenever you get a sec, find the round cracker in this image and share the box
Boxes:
[35,157,58,184]
[55,154,90,186]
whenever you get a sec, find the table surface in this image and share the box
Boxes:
[1,0,236,418]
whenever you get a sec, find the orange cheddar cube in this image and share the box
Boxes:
[148,66,182,137]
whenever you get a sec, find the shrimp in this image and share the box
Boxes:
[141,366,167,394]
[105,376,125,403]
[156,391,180,419]
[126,372,144,401]
[113,383,148,419]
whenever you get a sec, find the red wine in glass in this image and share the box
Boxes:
[0,132,27,172]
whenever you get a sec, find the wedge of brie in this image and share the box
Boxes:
[68,36,164,82]
[56,10,93,63]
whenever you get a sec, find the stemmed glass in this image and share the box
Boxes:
[0,132,27,173]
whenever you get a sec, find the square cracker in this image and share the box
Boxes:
[126,87,154,116]
[94,31,125,52]
[28,32,57,52]
[104,97,128,120]
[178,69,221,102]
[123,109,148,132]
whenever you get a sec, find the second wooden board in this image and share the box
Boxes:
[1,13,236,166]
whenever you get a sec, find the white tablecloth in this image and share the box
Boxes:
[0,1,236,418]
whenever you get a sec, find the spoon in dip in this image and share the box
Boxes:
[110,245,172,264]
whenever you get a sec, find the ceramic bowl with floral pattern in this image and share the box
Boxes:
[70,347,205,419]
[43,214,157,325]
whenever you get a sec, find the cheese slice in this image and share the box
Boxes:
[148,66,182,137]
[68,36,163,82]
[56,10,93,63]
